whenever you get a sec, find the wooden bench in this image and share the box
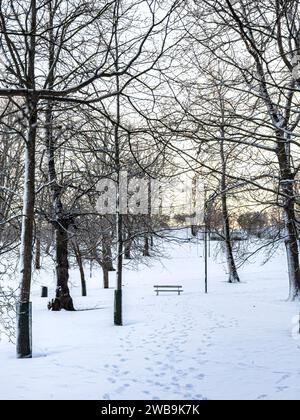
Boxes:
[154,285,183,296]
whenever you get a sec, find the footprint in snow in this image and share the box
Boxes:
[155,373,165,378]
[276,373,290,383]
[277,386,289,392]
[257,394,268,400]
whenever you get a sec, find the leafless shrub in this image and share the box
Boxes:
[0,258,18,343]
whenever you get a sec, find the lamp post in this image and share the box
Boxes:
[204,187,208,294]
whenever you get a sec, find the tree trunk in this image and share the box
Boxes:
[143,180,152,254]
[102,266,109,289]
[17,97,38,358]
[51,221,75,311]
[19,107,37,304]
[44,3,74,310]
[94,255,110,289]
[102,234,112,288]
[35,217,41,270]
[124,235,132,259]
[220,124,240,284]
[150,235,154,248]
[73,240,87,297]
[143,235,150,257]
[277,133,300,300]
[221,192,240,283]
[17,0,37,358]
[282,191,300,300]
[191,226,197,237]
[45,225,54,255]
[102,234,115,271]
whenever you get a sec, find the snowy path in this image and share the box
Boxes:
[1,241,300,400]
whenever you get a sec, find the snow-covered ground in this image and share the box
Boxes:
[1,238,300,400]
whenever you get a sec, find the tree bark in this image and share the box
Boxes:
[277,133,300,300]
[143,235,150,257]
[150,235,154,248]
[73,240,87,297]
[35,217,41,270]
[50,221,75,310]
[17,0,38,358]
[221,191,240,283]
[102,235,112,288]
[94,255,110,289]
[46,112,75,310]
[191,226,197,237]
[124,235,132,259]
[102,233,115,271]
[220,124,240,284]
[19,99,38,304]
[102,266,109,289]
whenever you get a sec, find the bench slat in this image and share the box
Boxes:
[155,290,184,292]
[154,285,183,288]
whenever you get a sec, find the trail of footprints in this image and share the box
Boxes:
[101,308,229,400]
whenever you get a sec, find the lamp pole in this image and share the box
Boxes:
[204,187,208,294]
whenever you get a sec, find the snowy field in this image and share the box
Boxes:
[1,238,300,400]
